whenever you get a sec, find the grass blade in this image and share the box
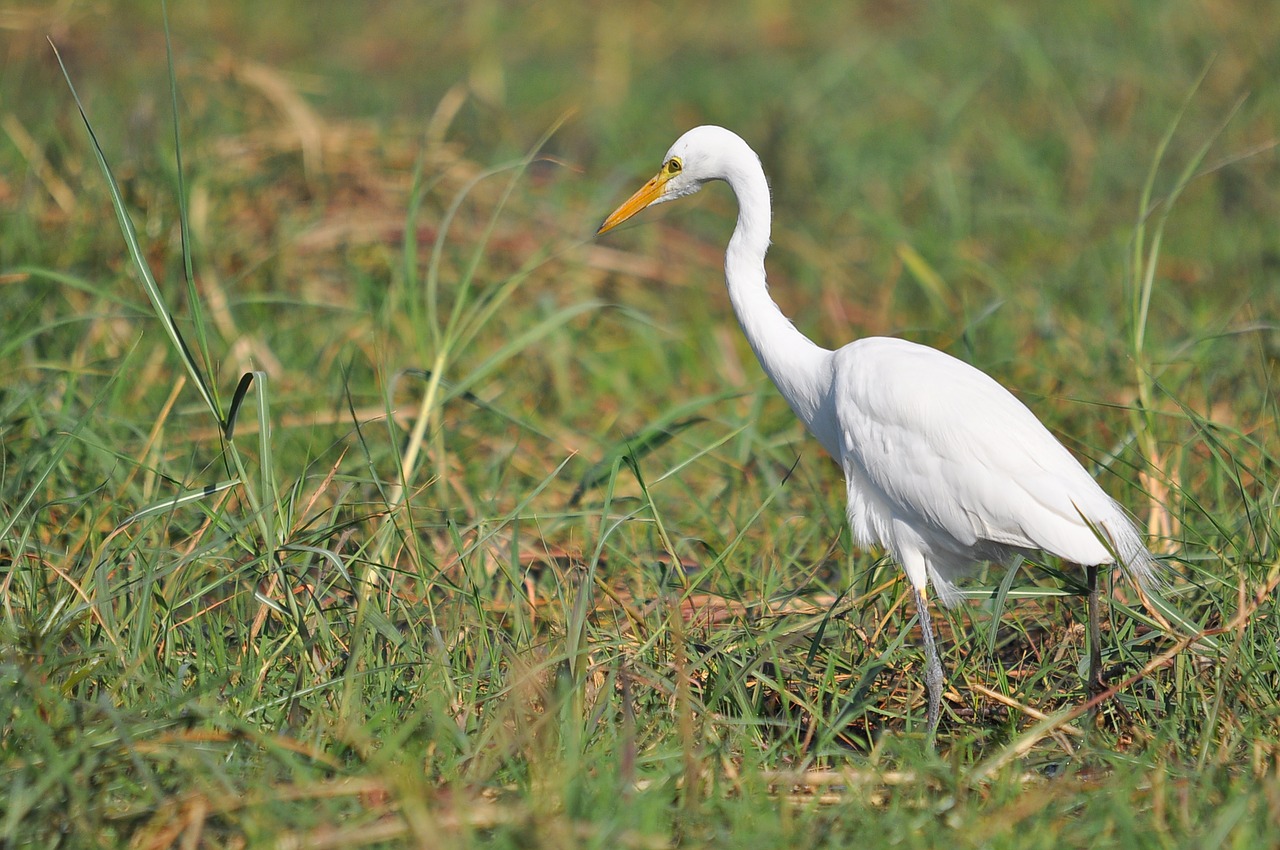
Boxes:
[49,38,221,427]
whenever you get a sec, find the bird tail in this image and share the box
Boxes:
[1097,504,1164,591]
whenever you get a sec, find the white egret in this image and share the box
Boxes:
[596,126,1159,736]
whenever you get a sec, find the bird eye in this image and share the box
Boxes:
[666,158,683,175]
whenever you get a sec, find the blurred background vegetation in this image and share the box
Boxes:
[7,0,1278,425]
[2,0,1279,847]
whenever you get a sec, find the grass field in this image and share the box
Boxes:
[3,1,1280,846]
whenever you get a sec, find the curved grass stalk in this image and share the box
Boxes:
[1128,67,1244,454]
[51,39,221,426]
[370,117,585,581]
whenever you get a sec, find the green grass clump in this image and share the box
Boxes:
[3,1,1279,846]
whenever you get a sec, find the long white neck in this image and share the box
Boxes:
[720,160,836,452]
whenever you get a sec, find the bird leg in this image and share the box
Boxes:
[912,585,943,741]
[1086,564,1103,711]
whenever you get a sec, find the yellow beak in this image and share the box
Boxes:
[596,171,670,235]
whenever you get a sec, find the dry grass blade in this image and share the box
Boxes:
[2,113,75,213]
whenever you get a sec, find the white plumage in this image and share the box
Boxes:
[598,125,1158,735]
[830,336,1157,605]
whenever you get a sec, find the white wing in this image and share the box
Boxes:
[829,337,1145,596]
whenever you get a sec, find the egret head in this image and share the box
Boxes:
[597,125,754,234]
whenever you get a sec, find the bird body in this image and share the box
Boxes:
[598,125,1158,734]
[829,336,1156,603]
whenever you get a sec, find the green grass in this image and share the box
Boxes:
[3,0,1280,846]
